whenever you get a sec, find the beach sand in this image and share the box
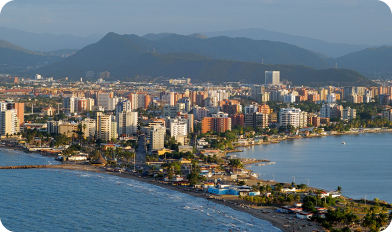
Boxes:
[49,164,324,232]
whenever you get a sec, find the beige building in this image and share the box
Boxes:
[81,118,96,138]
[97,115,112,141]
[43,107,56,116]
[150,126,166,150]
[86,98,95,111]
[58,124,77,137]
[0,109,19,135]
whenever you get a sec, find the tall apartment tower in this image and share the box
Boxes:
[96,115,112,141]
[265,71,280,86]
[117,111,138,136]
[0,109,18,135]
[279,108,302,128]
[150,126,166,150]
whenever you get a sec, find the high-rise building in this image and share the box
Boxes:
[96,115,112,141]
[14,103,24,127]
[0,109,18,135]
[86,98,95,111]
[279,108,302,128]
[343,108,356,121]
[326,94,336,103]
[265,71,280,86]
[116,100,132,116]
[343,87,355,100]
[193,106,209,120]
[244,112,268,129]
[81,118,96,138]
[177,97,192,112]
[245,104,258,115]
[169,118,187,143]
[77,98,87,112]
[97,93,111,110]
[150,126,166,150]
[117,111,138,136]
[47,121,62,134]
[230,114,244,127]
[251,85,264,100]
[201,117,231,133]
[58,123,77,137]
[63,97,76,113]
[258,104,270,114]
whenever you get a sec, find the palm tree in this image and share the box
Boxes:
[337,186,342,194]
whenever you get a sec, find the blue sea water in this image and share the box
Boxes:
[0,149,279,232]
[235,132,392,203]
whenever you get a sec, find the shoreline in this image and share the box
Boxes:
[230,128,392,150]
[48,164,323,232]
[1,131,391,231]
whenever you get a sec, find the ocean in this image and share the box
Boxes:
[0,149,279,232]
[234,132,392,203]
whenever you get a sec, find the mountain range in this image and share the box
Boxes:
[0,27,102,52]
[34,32,374,86]
[204,28,371,58]
[0,39,60,71]
[1,30,392,85]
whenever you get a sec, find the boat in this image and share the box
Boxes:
[256,163,262,166]
[250,173,258,178]
[342,141,345,145]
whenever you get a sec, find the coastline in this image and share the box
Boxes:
[2,130,391,231]
[231,128,392,150]
[48,164,323,232]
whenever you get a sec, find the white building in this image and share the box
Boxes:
[279,108,302,128]
[169,118,187,143]
[245,104,258,115]
[265,71,280,86]
[118,111,138,136]
[343,107,356,121]
[326,93,336,103]
[284,94,296,103]
[96,114,112,141]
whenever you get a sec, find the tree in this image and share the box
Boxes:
[228,158,244,168]
[167,168,174,181]
[336,186,342,194]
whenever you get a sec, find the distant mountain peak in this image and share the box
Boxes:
[187,33,208,39]
[142,33,176,41]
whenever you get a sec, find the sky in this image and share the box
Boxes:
[0,0,391,45]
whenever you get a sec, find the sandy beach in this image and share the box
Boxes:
[49,164,324,232]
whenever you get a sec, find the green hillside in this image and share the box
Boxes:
[332,46,392,76]
[35,34,374,86]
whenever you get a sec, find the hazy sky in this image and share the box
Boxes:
[0,0,391,45]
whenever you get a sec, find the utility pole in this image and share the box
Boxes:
[365,195,367,208]
[305,178,309,196]
[56,103,61,114]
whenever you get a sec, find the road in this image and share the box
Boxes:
[136,134,146,164]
